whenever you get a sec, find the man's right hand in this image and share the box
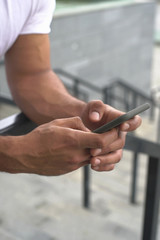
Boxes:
[0,117,123,176]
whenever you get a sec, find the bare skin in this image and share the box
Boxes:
[0,34,142,175]
[0,117,124,175]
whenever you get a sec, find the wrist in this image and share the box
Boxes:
[48,95,87,121]
[0,135,27,173]
[67,96,87,118]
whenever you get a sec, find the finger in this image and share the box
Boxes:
[91,149,123,167]
[91,149,123,171]
[90,128,119,156]
[91,131,126,156]
[69,148,91,165]
[77,128,118,150]
[105,105,125,121]
[120,115,142,131]
[92,163,115,172]
[98,131,126,155]
[88,100,106,122]
[53,117,90,132]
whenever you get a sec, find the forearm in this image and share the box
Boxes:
[5,34,86,124]
[8,70,86,124]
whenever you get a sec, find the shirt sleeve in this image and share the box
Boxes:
[20,0,56,34]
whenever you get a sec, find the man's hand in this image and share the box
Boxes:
[80,100,142,171]
[21,117,125,175]
[81,100,142,132]
[0,117,124,175]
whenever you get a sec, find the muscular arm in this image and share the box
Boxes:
[5,34,86,124]
[1,34,141,175]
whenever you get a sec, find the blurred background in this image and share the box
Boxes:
[0,0,160,239]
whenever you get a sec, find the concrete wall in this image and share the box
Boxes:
[50,1,155,95]
[0,1,156,99]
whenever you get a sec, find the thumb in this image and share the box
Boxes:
[89,100,105,122]
[90,111,100,121]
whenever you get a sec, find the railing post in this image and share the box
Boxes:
[132,92,137,109]
[124,89,130,111]
[142,156,160,240]
[73,80,79,98]
[83,165,90,208]
[130,152,139,204]
[103,87,111,105]
[156,106,160,143]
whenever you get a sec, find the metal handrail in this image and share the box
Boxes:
[0,112,37,136]
[54,68,155,109]
[106,78,154,103]
[54,68,102,93]
[0,96,16,106]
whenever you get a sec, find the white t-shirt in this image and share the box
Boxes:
[0,0,56,58]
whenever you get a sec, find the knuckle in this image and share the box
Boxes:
[74,116,84,128]
[98,164,115,172]
[116,150,123,162]
[65,131,78,147]
[98,137,107,149]
[74,116,82,123]
[89,100,104,112]
[94,100,104,107]
[94,136,103,148]
[52,119,63,127]
[121,139,125,149]
[116,156,121,163]
[70,155,80,165]
[90,99,103,106]
[71,165,79,172]
[118,139,125,149]
[52,119,60,124]
[106,145,112,153]
[108,164,115,171]
[112,128,118,139]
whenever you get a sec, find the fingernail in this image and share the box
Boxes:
[93,158,101,167]
[123,123,130,131]
[92,148,102,156]
[90,111,100,121]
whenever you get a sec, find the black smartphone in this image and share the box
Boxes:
[93,103,150,134]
